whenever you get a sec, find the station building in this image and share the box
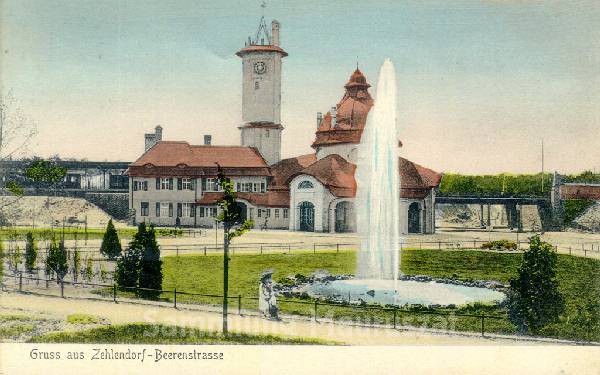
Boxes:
[127,17,441,234]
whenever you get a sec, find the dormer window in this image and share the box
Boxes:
[298,181,314,189]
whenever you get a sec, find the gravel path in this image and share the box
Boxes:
[0,292,558,346]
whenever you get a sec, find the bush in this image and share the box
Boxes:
[506,235,565,333]
[481,240,517,251]
[100,219,122,260]
[24,232,38,272]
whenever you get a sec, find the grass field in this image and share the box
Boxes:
[29,323,334,345]
[135,249,599,341]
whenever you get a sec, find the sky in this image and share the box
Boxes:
[1,0,599,174]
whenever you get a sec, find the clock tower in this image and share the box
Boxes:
[236,17,287,166]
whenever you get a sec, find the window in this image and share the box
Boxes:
[236,182,241,191]
[238,182,255,193]
[298,180,314,189]
[249,208,254,219]
[133,180,148,191]
[266,209,271,217]
[141,202,149,216]
[275,209,279,218]
[257,209,262,218]
[169,203,173,217]
[160,178,171,190]
[266,130,269,138]
[160,202,170,217]
[181,203,193,217]
[261,182,266,192]
[182,178,192,190]
[255,81,259,90]
[283,208,289,218]
[203,178,220,192]
[253,183,260,192]
[199,207,205,217]
[210,207,217,218]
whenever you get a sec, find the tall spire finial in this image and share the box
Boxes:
[261,1,267,16]
[356,57,359,71]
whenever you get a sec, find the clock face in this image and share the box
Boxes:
[254,61,266,75]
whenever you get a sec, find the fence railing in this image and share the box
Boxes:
[3,238,600,258]
[2,272,510,338]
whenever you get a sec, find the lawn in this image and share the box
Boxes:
[29,323,334,345]
[148,249,599,341]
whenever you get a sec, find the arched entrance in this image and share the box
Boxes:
[408,202,421,233]
[298,201,315,232]
[335,201,354,232]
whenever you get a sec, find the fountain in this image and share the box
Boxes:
[355,59,400,281]
[305,60,505,307]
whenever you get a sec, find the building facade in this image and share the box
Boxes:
[127,17,441,234]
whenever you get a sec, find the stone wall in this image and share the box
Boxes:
[84,192,129,220]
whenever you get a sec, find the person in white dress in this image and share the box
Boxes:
[259,270,279,320]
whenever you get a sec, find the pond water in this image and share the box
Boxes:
[307,279,505,306]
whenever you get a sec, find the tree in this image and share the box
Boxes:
[8,245,22,272]
[72,248,81,283]
[99,263,109,283]
[136,223,162,299]
[0,91,38,213]
[0,238,4,277]
[506,235,565,333]
[24,158,66,193]
[114,222,162,299]
[0,238,4,278]
[115,247,140,290]
[83,257,94,283]
[100,219,122,259]
[215,164,254,334]
[46,240,68,283]
[24,232,38,273]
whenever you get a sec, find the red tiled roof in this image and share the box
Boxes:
[399,157,442,189]
[127,142,271,177]
[235,45,288,57]
[285,154,441,199]
[269,153,317,190]
[312,69,374,148]
[292,154,357,198]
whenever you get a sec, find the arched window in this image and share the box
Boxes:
[298,180,314,189]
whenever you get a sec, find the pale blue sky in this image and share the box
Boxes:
[1,0,599,173]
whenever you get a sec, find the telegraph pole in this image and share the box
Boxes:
[541,139,545,194]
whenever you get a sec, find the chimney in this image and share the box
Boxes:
[330,106,337,128]
[203,135,212,145]
[271,20,280,46]
[316,112,322,129]
[155,125,163,141]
